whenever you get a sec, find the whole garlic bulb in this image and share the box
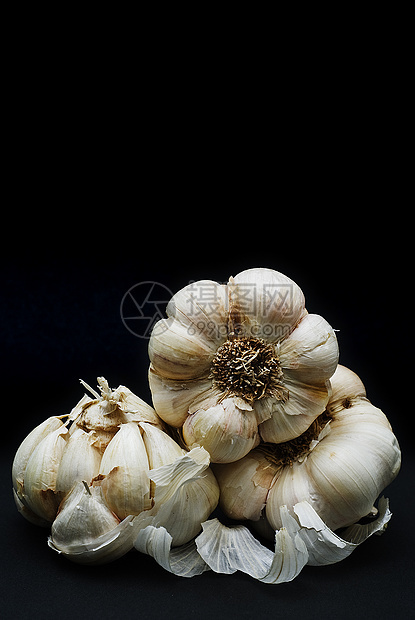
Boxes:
[213,365,401,534]
[149,268,339,463]
[12,378,220,563]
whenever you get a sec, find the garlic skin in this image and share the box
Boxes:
[214,365,401,535]
[134,446,220,548]
[149,268,339,463]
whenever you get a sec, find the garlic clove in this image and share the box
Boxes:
[48,480,136,564]
[257,378,331,444]
[229,268,307,342]
[22,425,68,522]
[140,422,185,469]
[148,366,213,428]
[278,313,339,383]
[166,280,229,348]
[327,364,367,413]
[140,421,185,499]
[13,488,51,527]
[111,384,165,429]
[182,398,260,463]
[51,481,120,548]
[213,449,280,522]
[55,428,102,501]
[149,317,216,381]
[99,422,152,520]
[12,416,64,498]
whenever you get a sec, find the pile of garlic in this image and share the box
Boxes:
[12,267,401,583]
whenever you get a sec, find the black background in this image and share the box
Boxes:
[1,217,413,620]
[2,28,413,616]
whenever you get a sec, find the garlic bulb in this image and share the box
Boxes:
[13,377,220,563]
[213,364,401,535]
[149,268,339,463]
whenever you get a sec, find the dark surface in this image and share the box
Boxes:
[1,221,413,620]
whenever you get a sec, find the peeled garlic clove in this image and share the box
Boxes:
[182,398,260,463]
[48,480,136,564]
[22,425,68,522]
[12,416,64,498]
[55,428,102,501]
[99,422,152,520]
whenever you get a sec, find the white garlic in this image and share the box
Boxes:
[214,364,401,535]
[13,377,220,564]
[55,428,101,502]
[149,268,339,462]
[99,422,152,520]
[12,416,64,502]
[48,480,136,565]
[22,425,68,523]
[134,446,220,548]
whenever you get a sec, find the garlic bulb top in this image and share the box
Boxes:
[213,364,401,534]
[149,268,339,463]
[13,378,220,563]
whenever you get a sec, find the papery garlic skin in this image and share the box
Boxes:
[149,268,339,463]
[215,365,401,535]
[134,446,220,548]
